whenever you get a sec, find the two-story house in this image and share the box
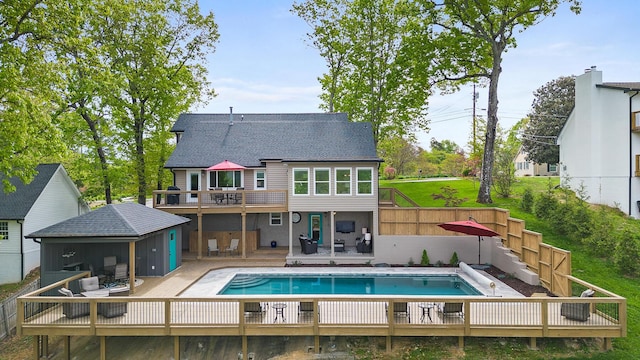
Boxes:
[514,148,558,177]
[557,66,640,217]
[0,163,89,284]
[155,112,382,263]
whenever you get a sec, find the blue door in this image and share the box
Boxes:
[169,229,177,271]
[309,214,323,245]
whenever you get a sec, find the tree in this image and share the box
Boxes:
[493,120,524,197]
[427,0,581,203]
[378,136,420,176]
[292,0,432,146]
[0,1,72,192]
[55,0,218,204]
[522,76,575,164]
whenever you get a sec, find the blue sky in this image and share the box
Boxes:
[196,1,640,150]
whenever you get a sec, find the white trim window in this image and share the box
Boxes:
[255,170,266,190]
[0,221,7,240]
[314,168,330,195]
[270,213,282,226]
[187,171,200,202]
[293,168,309,195]
[356,167,373,195]
[335,168,352,195]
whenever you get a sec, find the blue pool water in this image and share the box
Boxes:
[219,274,482,296]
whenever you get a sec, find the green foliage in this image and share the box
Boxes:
[431,185,468,207]
[449,251,459,266]
[534,179,558,219]
[292,0,432,146]
[523,76,576,164]
[583,206,619,256]
[614,225,640,275]
[421,250,430,265]
[520,187,534,212]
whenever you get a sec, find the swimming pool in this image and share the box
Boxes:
[219,274,482,296]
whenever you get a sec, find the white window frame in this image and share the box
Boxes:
[0,221,8,240]
[270,213,282,226]
[255,170,266,190]
[356,167,373,195]
[334,168,352,195]
[293,168,310,196]
[314,168,331,195]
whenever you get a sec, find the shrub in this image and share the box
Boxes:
[383,167,396,180]
[449,252,459,266]
[583,206,619,255]
[614,225,640,275]
[421,250,430,265]
[534,179,558,220]
[431,185,468,207]
[520,187,534,213]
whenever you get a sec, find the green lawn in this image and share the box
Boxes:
[381,177,638,360]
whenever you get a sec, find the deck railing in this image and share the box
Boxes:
[152,189,287,210]
[18,275,626,342]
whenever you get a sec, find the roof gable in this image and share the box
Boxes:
[166,113,381,168]
[27,203,190,238]
[0,164,62,220]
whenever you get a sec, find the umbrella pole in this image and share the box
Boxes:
[478,236,481,264]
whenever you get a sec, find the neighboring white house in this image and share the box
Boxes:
[557,66,640,217]
[514,148,558,177]
[0,164,89,284]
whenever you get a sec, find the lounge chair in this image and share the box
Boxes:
[208,239,219,256]
[225,238,239,256]
[386,302,410,323]
[561,289,595,321]
[58,288,90,319]
[438,302,464,320]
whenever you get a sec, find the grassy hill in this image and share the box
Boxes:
[381,176,638,359]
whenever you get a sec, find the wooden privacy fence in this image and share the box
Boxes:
[378,208,571,296]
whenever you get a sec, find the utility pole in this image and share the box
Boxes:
[472,84,478,154]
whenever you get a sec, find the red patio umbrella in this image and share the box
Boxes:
[437,219,499,265]
[206,160,246,171]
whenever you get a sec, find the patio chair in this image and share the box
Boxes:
[58,287,90,319]
[79,276,101,293]
[298,301,316,319]
[213,187,225,204]
[386,302,410,323]
[244,302,266,319]
[233,187,244,203]
[438,302,464,320]
[225,238,239,256]
[114,263,128,282]
[102,256,117,281]
[208,239,219,256]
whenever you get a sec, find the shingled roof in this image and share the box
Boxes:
[27,203,190,239]
[598,82,640,91]
[165,113,382,168]
[0,164,63,220]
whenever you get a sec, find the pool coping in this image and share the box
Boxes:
[178,266,524,298]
